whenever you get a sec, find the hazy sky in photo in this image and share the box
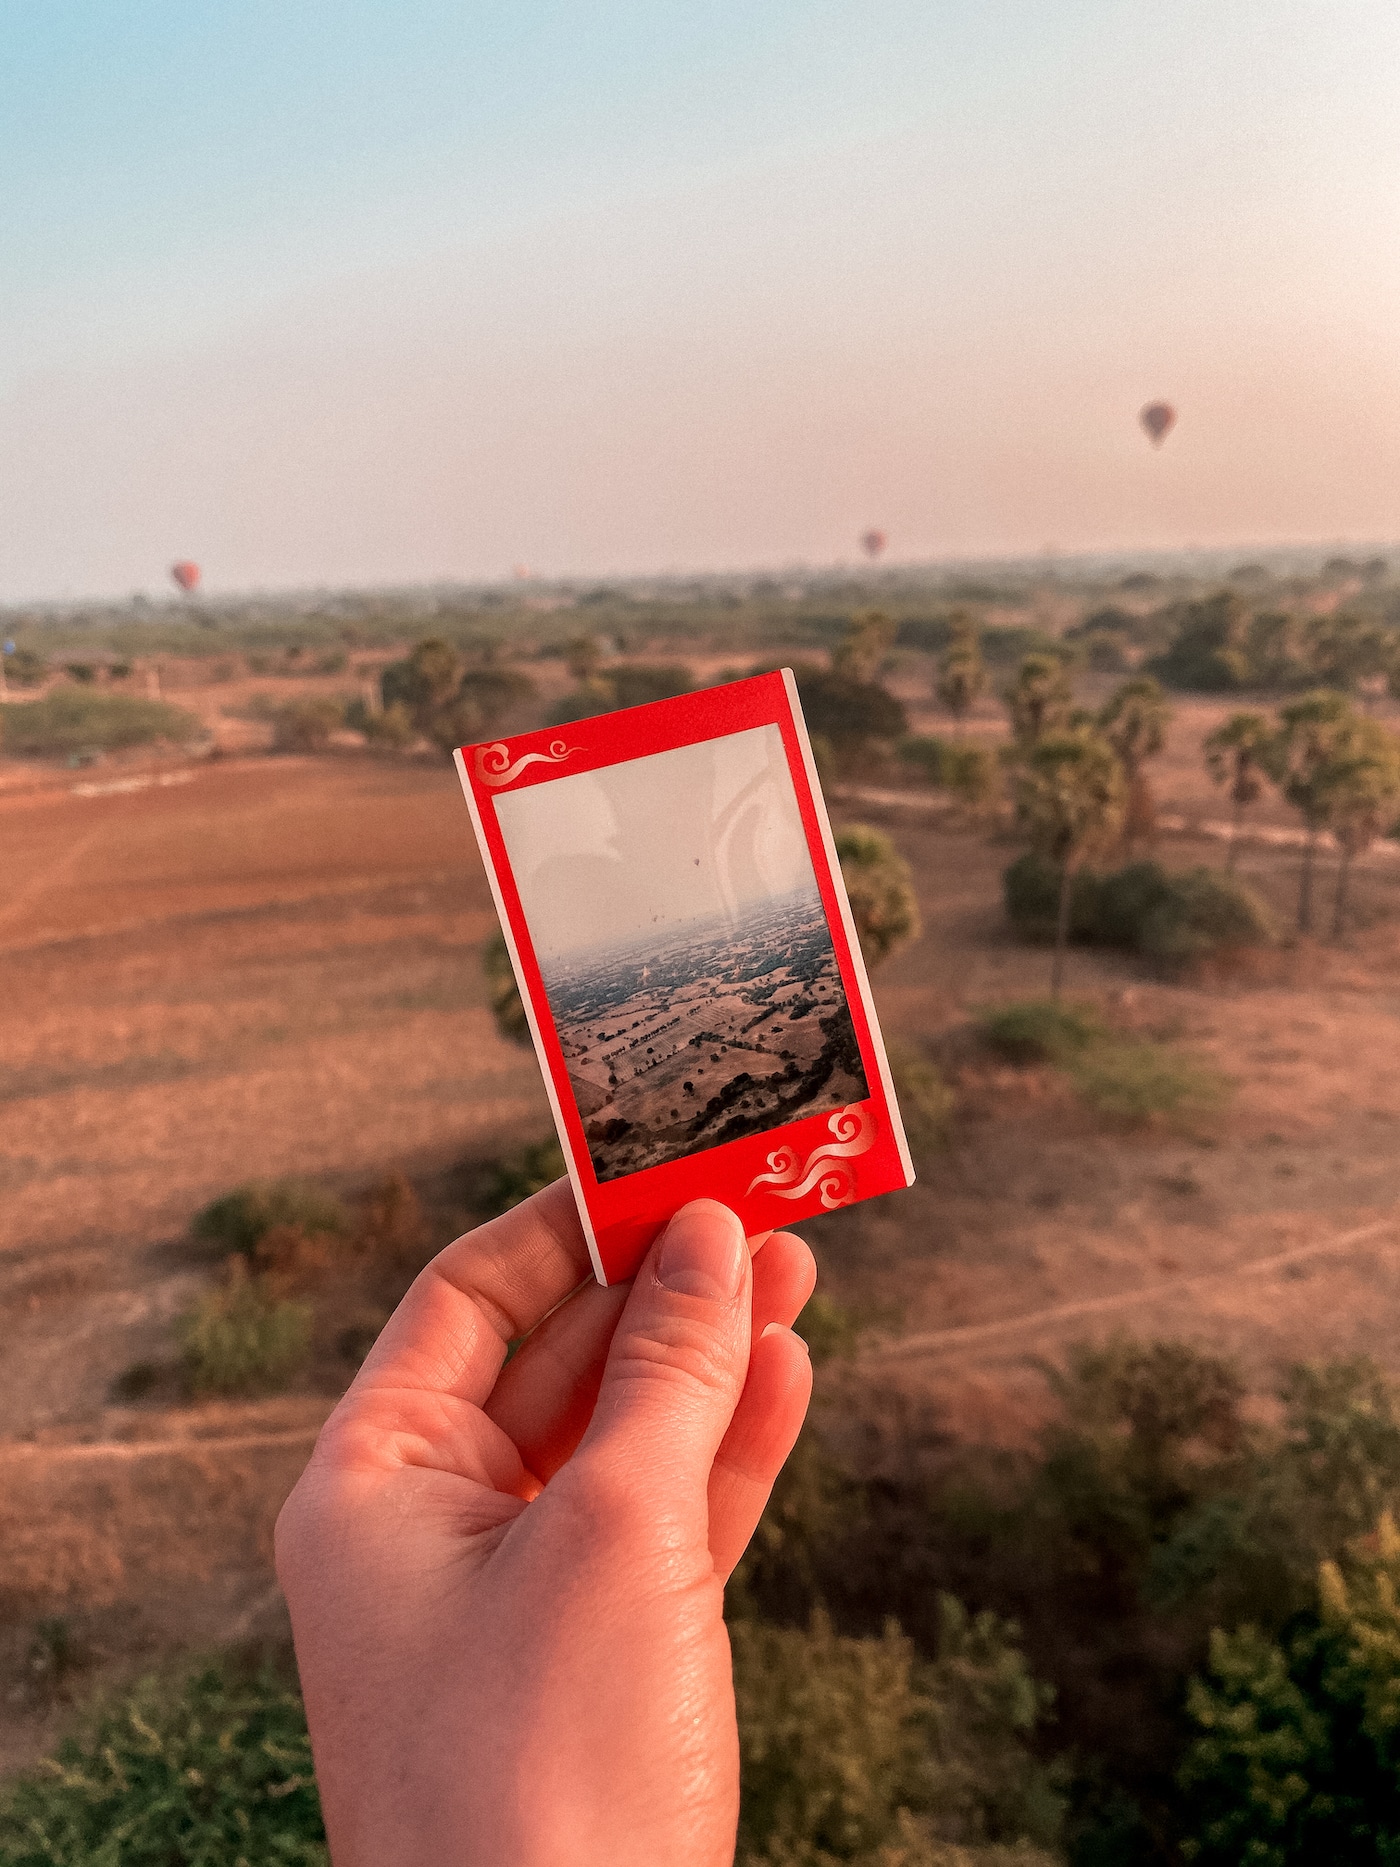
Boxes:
[3,2,1398,598]
[495,725,817,963]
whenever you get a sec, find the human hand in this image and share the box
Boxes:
[275,1183,815,1866]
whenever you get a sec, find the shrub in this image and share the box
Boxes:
[979,1000,1103,1066]
[474,1137,566,1217]
[356,1171,427,1269]
[899,735,950,784]
[899,738,1000,807]
[794,668,909,756]
[1137,867,1279,966]
[345,696,417,746]
[1001,852,1101,944]
[548,662,693,725]
[1067,1038,1228,1126]
[176,1264,312,1396]
[271,695,345,751]
[889,1045,955,1158]
[0,1660,326,1865]
[192,1179,350,1258]
[3,645,47,686]
[484,929,531,1044]
[733,1604,1062,1866]
[1003,854,1277,966]
[0,689,200,756]
[836,825,922,969]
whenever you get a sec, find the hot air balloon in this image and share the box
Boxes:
[170,561,201,593]
[1139,402,1176,448]
[860,529,888,560]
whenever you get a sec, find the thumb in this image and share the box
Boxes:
[576,1200,751,1507]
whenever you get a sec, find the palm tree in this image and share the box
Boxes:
[936,618,987,734]
[1013,730,1127,996]
[1315,717,1400,940]
[1264,690,1352,934]
[1203,712,1273,871]
[835,824,921,970]
[1099,676,1172,851]
[1003,652,1074,747]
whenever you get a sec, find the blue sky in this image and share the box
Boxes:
[2,1,1398,597]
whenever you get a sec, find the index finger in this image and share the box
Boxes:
[354,1177,596,1408]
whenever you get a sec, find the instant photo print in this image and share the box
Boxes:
[455,671,913,1284]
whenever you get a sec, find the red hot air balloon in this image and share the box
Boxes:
[860,528,888,560]
[170,561,201,593]
[1139,402,1176,448]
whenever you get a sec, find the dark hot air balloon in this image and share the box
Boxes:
[860,528,887,560]
[171,561,201,593]
[1139,402,1176,447]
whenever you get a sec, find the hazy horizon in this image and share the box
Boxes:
[5,3,1397,602]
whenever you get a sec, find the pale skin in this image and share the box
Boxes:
[275,1185,816,1866]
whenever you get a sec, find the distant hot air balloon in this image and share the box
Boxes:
[170,561,201,593]
[1139,402,1176,448]
[860,529,888,560]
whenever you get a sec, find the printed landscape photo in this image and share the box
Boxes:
[494,725,867,1180]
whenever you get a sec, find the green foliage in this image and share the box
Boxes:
[1012,732,1125,871]
[473,1136,566,1217]
[548,662,694,724]
[271,695,345,751]
[937,630,988,727]
[836,825,922,969]
[1003,853,1276,968]
[795,668,909,759]
[380,637,536,750]
[834,611,899,686]
[176,1264,312,1397]
[1149,592,1252,691]
[899,738,1001,806]
[889,1044,955,1160]
[2,645,47,686]
[795,1292,866,1365]
[483,928,531,1044]
[191,1179,350,1257]
[344,696,417,746]
[0,688,200,756]
[0,1660,326,1865]
[1002,655,1074,746]
[733,1606,1061,1867]
[979,1000,1103,1066]
[1180,1521,1400,1866]
[1067,1039,1228,1127]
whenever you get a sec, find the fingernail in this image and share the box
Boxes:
[658,1202,745,1301]
[762,1321,810,1354]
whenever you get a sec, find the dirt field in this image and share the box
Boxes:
[6,685,1400,1774]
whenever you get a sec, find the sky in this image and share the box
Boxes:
[2,1,1398,600]
[495,726,816,961]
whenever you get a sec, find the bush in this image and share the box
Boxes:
[836,826,922,969]
[2,645,47,686]
[1002,853,1101,945]
[192,1179,350,1258]
[899,738,1000,807]
[0,1660,326,1865]
[271,696,345,751]
[733,1604,1062,1865]
[889,1045,955,1159]
[474,1137,566,1217]
[484,929,531,1044]
[794,668,909,756]
[176,1264,312,1396]
[548,662,693,725]
[979,1000,1103,1066]
[1067,1039,1228,1127]
[1137,867,1279,966]
[1003,854,1277,967]
[0,689,200,757]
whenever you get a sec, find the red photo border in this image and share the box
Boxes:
[455,669,914,1284]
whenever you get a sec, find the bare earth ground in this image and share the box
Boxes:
[6,688,1400,1772]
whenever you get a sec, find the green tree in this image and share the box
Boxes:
[1149,591,1252,692]
[1264,690,1353,934]
[833,609,898,685]
[1305,612,1392,696]
[1315,715,1400,940]
[565,633,603,683]
[937,630,988,733]
[1203,711,1274,871]
[1180,1517,1400,1867]
[1003,653,1074,747]
[1013,731,1126,995]
[835,825,921,970]
[1099,676,1172,850]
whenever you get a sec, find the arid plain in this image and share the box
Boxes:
[6,673,1400,1773]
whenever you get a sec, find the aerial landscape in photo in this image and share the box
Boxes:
[543,885,867,1181]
